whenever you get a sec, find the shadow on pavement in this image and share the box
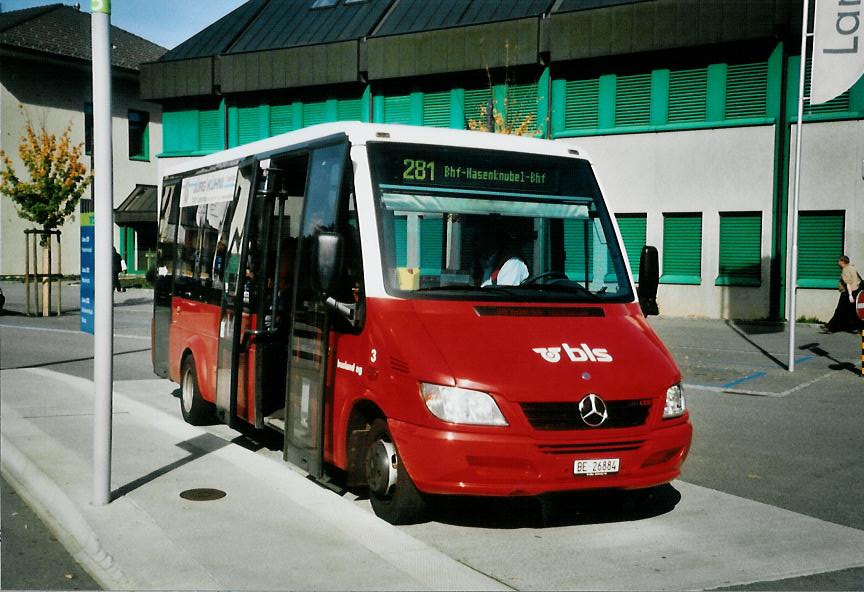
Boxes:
[112,433,229,500]
[725,320,788,370]
[418,484,681,529]
[799,342,860,375]
[2,347,151,371]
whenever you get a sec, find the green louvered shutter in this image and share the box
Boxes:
[383,95,412,124]
[668,67,708,123]
[804,58,851,115]
[303,101,328,127]
[616,214,647,276]
[726,62,768,119]
[662,214,702,283]
[270,104,294,135]
[337,98,362,121]
[797,212,844,287]
[564,219,593,281]
[419,217,443,275]
[464,88,493,128]
[238,105,261,145]
[565,79,600,130]
[615,73,651,127]
[198,108,223,152]
[394,216,408,267]
[506,82,538,135]
[718,213,761,285]
[423,91,451,127]
[163,110,198,153]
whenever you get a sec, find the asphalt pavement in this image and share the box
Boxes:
[1,279,863,590]
[2,475,101,590]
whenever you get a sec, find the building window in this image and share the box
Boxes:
[797,211,844,288]
[311,0,338,7]
[84,103,93,156]
[615,213,647,277]
[128,110,149,160]
[717,212,761,286]
[661,213,702,284]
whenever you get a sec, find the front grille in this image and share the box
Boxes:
[538,441,644,455]
[521,400,651,431]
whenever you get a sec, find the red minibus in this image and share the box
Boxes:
[152,123,691,524]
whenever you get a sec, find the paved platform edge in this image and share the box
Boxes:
[1,367,511,591]
[1,433,130,590]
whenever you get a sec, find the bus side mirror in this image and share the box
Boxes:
[313,232,343,297]
[637,245,660,316]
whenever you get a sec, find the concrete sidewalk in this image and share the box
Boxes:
[0,367,507,591]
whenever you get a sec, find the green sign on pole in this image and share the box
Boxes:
[91,0,111,14]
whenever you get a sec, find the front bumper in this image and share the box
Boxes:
[389,418,692,496]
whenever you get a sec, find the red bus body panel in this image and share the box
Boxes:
[327,297,691,496]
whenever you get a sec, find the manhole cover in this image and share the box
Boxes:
[179,488,226,501]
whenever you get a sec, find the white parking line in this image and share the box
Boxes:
[684,370,835,397]
[0,324,149,340]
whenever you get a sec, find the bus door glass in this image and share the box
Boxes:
[284,141,349,476]
[152,182,179,377]
[215,164,254,423]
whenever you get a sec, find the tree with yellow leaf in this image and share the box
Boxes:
[1,114,91,315]
[1,117,92,241]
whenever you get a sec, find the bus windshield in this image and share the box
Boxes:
[368,143,633,302]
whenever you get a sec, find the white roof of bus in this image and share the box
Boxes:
[162,122,592,179]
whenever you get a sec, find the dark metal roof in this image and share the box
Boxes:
[0,4,166,70]
[549,0,801,61]
[228,0,392,53]
[371,0,554,37]
[159,0,267,61]
[553,0,654,14]
[115,185,157,224]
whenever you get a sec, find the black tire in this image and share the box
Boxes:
[180,355,214,425]
[366,419,429,525]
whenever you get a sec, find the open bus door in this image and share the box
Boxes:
[215,161,256,426]
[283,141,349,477]
[213,141,349,480]
[214,155,306,429]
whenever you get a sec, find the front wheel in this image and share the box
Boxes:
[180,355,214,425]
[366,419,429,525]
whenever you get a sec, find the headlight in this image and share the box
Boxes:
[419,383,508,426]
[663,383,686,419]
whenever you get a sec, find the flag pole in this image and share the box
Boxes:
[788,0,811,373]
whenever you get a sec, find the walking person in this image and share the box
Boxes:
[112,247,126,293]
[823,255,863,332]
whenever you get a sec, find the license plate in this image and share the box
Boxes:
[574,458,620,476]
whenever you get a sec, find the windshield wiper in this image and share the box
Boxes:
[414,283,522,297]
[511,283,601,299]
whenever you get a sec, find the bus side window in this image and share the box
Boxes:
[174,205,199,298]
[155,183,179,283]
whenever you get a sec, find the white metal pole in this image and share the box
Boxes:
[788,0,811,373]
[91,0,114,505]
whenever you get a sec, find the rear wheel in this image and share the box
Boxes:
[180,355,213,425]
[366,419,429,525]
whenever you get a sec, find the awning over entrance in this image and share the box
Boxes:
[114,184,157,225]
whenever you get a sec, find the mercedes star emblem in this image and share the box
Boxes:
[578,393,608,427]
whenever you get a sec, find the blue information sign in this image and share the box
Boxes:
[80,213,95,334]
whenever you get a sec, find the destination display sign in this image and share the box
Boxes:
[371,144,561,194]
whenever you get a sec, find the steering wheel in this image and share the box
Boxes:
[521,270,569,285]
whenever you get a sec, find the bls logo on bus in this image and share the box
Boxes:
[533,343,613,363]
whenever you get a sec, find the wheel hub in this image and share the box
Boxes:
[367,439,398,497]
